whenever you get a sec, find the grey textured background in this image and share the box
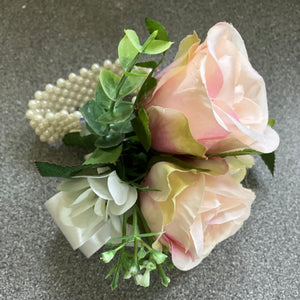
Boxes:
[1,0,299,299]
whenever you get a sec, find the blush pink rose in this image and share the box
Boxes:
[143,22,279,156]
[139,160,255,271]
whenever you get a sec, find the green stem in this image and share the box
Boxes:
[115,53,142,99]
[133,204,139,269]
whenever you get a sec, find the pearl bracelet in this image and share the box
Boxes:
[26,59,124,144]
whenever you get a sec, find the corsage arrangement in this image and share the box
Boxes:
[26,19,279,289]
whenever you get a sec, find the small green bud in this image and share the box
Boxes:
[100,250,116,263]
[135,270,150,287]
[151,250,168,264]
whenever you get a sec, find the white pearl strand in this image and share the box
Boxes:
[26,59,124,144]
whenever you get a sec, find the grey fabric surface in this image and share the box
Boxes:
[1,0,299,299]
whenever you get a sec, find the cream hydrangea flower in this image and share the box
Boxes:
[45,170,137,257]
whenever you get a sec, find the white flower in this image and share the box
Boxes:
[45,170,137,257]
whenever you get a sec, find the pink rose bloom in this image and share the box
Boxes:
[139,160,255,271]
[143,22,279,156]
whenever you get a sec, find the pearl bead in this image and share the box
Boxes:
[104,59,112,69]
[69,107,75,113]
[26,110,35,119]
[91,64,101,73]
[35,91,43,100]
[80,68,88,77]
[41,101,48,108]
[65,81,71,89]
[69,91,75,98]
[28,100,38,109]
[46,84,55,93]
[30,120,37,128]
[84,79,91,87]
[46,112,55,120]
[35,127,42,135]
[66,98,73,106]
[74,111,82,118]
[57,78,65,87]
[115,58,121,67]
[73,84,80,91]
[54,87,61,95]
[62,89,69,97]
[69,73,77,82]
[83,96,89,102]
[76,76,84,85]
[59,97,65,104]
[43,92,49,100]
[88,89,94,97]
[40,135,47,142]
[80,87,87,95]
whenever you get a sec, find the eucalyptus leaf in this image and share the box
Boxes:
[142,30,158,52]
[124,69,148,77]
[119,75,146,98]
[84,145,122,165]
[100,69,120,101]
[145,18,169,41]
[131,108,151,151]
[110,119,133,134]
[124,29,142,52]
[95,82,111,110]
[118,35,139,71]
[80,100,109,136]
[135,61,157,69]
[95,133,125,148]
[62,132,97,149]
[98,101,134,124]
[143,40,173,55]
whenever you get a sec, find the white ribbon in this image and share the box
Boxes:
[45,171,137,257]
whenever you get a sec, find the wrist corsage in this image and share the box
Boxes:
[26,18,279,289]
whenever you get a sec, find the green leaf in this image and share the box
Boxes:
[84,145,122,165]
[80,100,109,136]
[142,30,158,52]
[62,132,97,150]
[118,35,139,71]
[99,69,120,101]
[124,29,142,52]
[143,40,173,55]
[95,82,111,110]
[110,118,133,134]
[124,69,148,77]
[98,101,134,124]
[119,75,146,98]
[135,61,157,69]
[261,151,275,176]
[268,118,276,127]
[131,108,151,151]
[95,133,125,148]
[208,148,263,158]
[135,76,157,106]
[35,162,109,178]
[145,18,169,41]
